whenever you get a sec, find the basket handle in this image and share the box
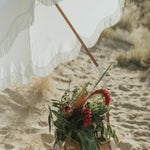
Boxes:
[85,90,110,130]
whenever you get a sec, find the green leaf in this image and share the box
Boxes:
[109,125,113,134]
[48,106,53,129]
[48,105,51,112]
[77,130,97,150]
[51,110,62,118]
[104,125,109,141]
[51,99,60,102]
[48,114,51,132]
[93,64,112,89]
[48,106,53,118]
[52,102,61,108]
[66,131,72,146]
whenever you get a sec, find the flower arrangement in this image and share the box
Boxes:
[48,65,117,150]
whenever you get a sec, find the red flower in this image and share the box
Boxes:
[99,89,111,106]
[81,107,92,127]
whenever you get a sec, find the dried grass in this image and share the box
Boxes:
[101,0,150,46]
[101,0,150,72]
[101,28,115,39]
[29,75,54,97]
[140,68,150,86]
[116,49,150,70]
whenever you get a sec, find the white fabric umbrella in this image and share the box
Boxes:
[0,0,125,90]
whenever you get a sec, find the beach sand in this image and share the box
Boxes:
[0,38,149,150]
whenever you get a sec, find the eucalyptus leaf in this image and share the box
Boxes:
[48,114,51,132]
[51,110,62,118]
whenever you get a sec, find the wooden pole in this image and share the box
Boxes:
[55,3,98,67]
[55,3,110,129]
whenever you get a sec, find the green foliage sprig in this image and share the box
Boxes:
[48,65,117,150]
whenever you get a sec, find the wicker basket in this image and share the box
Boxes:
[53,89,116,150]
[62,139,111,150]
[97,141,111,150]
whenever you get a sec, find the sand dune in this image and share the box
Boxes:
[0,38,149,150]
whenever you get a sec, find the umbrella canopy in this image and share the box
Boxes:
[0,0,125,90]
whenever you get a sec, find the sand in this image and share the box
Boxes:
[0,38,149,150]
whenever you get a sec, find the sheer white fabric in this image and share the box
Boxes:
[37,0,63,5]
[0,0,125,90]
[0,0,34,56]
[0,29,33,90]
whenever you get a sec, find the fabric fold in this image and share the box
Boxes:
[0,0,125,90]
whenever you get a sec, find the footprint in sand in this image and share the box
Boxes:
[143,92,149,96]
[118,141,132,150]
[0,127,9,136]
[121,103,146,111]
[25,127,41,134]
[134,131,150,138]
[120,123,136,130]
[4,143,14,149]
[140,97,148,101]
[40,134,54,150]
[129,93,140,97]
[38,120,48,127]
[111,91,118,97]
[118,85,130,92]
